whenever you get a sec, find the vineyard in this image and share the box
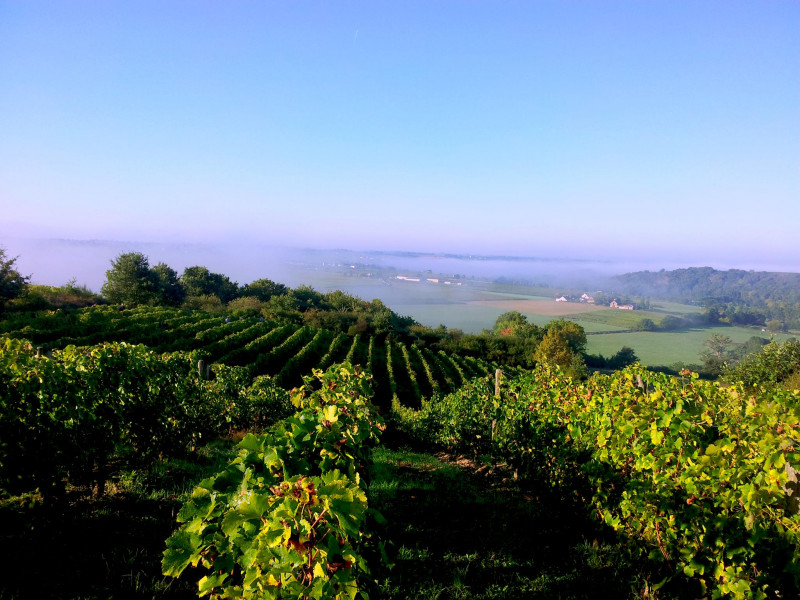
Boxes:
[1,304,800,599]
[393,365,800,599]
[0,305,502,409]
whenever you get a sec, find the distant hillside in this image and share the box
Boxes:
[614,267,800,307]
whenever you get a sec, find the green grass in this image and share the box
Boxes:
[585,325,797,367]
[392,302,506,333]
[646,301,704,315]
[565,308,670,329]
[561,319,629,333]
[369,446,687,599]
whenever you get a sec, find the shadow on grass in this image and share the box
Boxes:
[0,439,694,600]
[0,441,236,600]
[370,446,685,600]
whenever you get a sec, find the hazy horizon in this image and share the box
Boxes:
[3,235,798,297]
[2,2,798,272]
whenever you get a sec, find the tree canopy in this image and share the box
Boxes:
[180,266,238,303]
[494,311,533,336]
[101,252,158,306]
[239,278,289,303]
[534,319,588,377]
[0,248,29,310]
[152,263,185,306]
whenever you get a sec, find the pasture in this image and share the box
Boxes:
[585,326,796,367]
[472,298,605,317]
[565,308,672,329]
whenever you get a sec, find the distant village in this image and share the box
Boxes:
[555,293,635,310]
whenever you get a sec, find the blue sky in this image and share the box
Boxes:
[1,1,798,271]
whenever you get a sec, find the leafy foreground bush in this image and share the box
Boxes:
[0,338,291,498]
[163,363,388,600]
[395,364,800,599]
[724,339,800,390]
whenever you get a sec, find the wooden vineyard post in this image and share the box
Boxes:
[491,369,502,474]
[198,359,205,379]
[786,463,799,516]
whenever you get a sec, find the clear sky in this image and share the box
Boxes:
[1,1,798,271]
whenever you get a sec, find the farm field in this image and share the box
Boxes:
[585,325,797,367]
[647,300,705,315]
[478,290,558,302]
[389,301,505,332]
[566,307,679,329]
[471,298,605,317]
[395,297,612,333]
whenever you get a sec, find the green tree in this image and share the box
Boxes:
[239,278,289,302]
[182,294,225,313]
[0,248,29,310]
[324,289,363,312]
[490,311,542,366]
[731,336,769,361]
[493,311,540,338]
[534,319,587,377]
[659,315,686,331]
[291,285,326,311]
[152,262,185,306]
[180,266,238,303]
[534,329,573,367]
[633,318,657,332]
[227,296,269,317]
[725,340,800,388]
[101,252,158,306]
[544,319,587,353]
[766,319,787,333]
[699,333,734,377]
[262,293,302,323]
[494,311,528,336]
[608,346,638,369]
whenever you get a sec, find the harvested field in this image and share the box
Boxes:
[469,299,606,317]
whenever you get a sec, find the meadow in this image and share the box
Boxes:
[585,326,797,368]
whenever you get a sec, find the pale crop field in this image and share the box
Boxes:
[470,299,606,317]
[391,302,505,332]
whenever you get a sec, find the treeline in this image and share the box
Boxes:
[640,303,796,333]
[4,250,420,335]
[614,267,800,329]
